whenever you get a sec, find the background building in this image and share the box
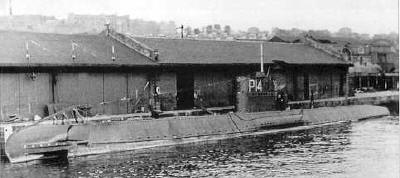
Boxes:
[303,35,399,93]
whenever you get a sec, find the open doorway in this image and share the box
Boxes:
[176,72,194,109]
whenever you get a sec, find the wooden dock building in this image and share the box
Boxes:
[0,30,351,121]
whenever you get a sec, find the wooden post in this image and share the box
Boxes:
[126,73,129,113]
[50,72,57,103]
[293,67,298,101]
[385,78,387,90]
[330,71,333,97]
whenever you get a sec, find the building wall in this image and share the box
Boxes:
[155,66,347,111]
[0,65,348,121]
[56,73,102,106]
[0,73,51,120]
[56,72,149,115]
[103,73,128,114]
[235,66,346,112]
[194,71,234,108]
[295,72,306,101]
[287,67,345,101]
[155,70,235,111]
[305,67,344,100]
[157,72,177,111]
[371,52,397,72]
[127,73,150,113]
[0,71,150,121]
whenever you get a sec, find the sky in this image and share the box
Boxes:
[0,0,398,35]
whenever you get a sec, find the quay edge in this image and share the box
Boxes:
[289,91,399,110]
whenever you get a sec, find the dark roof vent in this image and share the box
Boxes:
[153,49,159,61]
[72,41,77,61]
[111,45,116,61]
[25,41,30,60]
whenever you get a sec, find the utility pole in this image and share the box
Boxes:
[176,25,184,39]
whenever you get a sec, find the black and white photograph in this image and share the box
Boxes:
[0,0,398,177]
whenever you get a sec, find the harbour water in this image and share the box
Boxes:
[1,116,398,178]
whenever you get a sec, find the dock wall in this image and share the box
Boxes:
[289,91,398,110]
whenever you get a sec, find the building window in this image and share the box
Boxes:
[359,56,364,65]
[342,48,352,61]
[358,47,365,54]
[377,53,387,63]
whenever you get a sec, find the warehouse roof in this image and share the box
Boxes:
[0,31,157,67]
[134,37,350,65]
[0,31,350,68]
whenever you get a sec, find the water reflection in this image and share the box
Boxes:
[1,116,398,178]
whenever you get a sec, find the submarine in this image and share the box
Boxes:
[4,105,389,163]
[3,73,391,163]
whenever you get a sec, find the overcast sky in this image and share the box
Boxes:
[0,0,398,34]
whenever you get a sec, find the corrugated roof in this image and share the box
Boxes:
[0,31,157,67]
[134,37,349,65]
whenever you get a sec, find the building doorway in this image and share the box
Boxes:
[176,72,194,109]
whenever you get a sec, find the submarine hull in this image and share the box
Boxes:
[5,105,389,163]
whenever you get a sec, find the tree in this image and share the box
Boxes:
[193,28,201,35]
[372,32,399,45]
[223,25,231,35]
[358,33,371,41]
[289,28,306,37]
[184,26,192,36]
[247,27,260,34]
[206,25,213,34]
[336,27,352,37]
[271,27,289,36]
[259,31,269,39]
[213,24,221,31]
[308,29,331,38]
[387,32,399,44]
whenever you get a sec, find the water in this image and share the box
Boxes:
[1,116,398,178]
